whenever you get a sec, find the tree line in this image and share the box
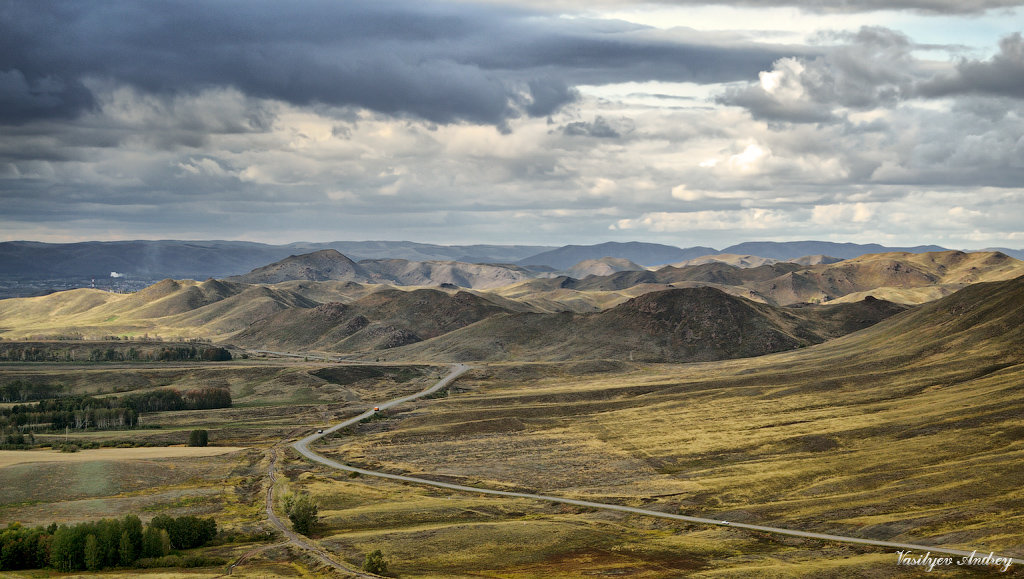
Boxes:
[0,387,231,436]
[0,381,63,403]
[0,344,232,363]
[0,514,217,572]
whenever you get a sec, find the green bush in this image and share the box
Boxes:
[363,549,388,574]
[285,493,318,535]
[187,429,208,447]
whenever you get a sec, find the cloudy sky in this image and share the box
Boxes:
[2,0,1023,249]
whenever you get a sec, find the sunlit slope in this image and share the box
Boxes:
[491,250,1024,310]
[752,250,1024,305]
[564,257,647,278]
[0,278,315,339]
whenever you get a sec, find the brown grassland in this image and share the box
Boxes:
[1,277,1023,576]
[0,446,243,468]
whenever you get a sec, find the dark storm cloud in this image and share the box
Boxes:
[917,33,1024,99]
[0,0,802,126]
[558,0,1024,14]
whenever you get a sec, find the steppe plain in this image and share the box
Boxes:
[1,248,1022,577]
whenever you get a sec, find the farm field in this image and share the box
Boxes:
[0,446,244,468]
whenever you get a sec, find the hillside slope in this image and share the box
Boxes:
[387,287,905,362]
[227,249,371,284]
[230,289,516,351]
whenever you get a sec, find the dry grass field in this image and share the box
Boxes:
[284,278,1024,577]
[2,277,1022,576]
[0,446,243,468]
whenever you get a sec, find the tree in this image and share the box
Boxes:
[141,526,167,558]
[50,525,82,572]
[187,429,208,447]
[201,347,232,361]
[118,530,134,566]
[84,534,101,571]
[286,493,318,535]
[159,529,171,557]
[363,549,388,575]
[149,515,216,550]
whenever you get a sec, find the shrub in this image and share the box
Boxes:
[200,347,232,361]
[187,429,208,447]
[285,493,318,535]
[363,549,388,574]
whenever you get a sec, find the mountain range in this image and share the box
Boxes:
[4,245,1023,365]
[5,239,1022,295]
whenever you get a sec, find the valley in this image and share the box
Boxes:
[0,246,1022,576]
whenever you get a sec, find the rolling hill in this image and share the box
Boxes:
[537,251,1024,308]
[359,259,536,289]
[564,257,647,279]
[227,249,371,284]
[385,287,906,362]
[3,250,1020,362]
[230,288,519,351]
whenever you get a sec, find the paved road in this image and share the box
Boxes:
[293,363,1024,568]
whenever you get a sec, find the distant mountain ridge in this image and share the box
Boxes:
[3,239,1020,300]
[719,241,949,260]
[226,250,536,289]
[0,240,555,280]
[517,242,715,269]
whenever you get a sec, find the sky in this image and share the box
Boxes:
[1,0,1023,249]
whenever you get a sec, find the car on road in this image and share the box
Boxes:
[317,429,323,433]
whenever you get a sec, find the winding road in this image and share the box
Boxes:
[292,363,1023,569]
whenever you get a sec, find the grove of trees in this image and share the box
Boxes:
[0,515,216,572]
[0,387,231,439]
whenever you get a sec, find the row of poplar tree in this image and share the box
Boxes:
[0,514,216,572]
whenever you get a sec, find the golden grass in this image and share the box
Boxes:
[0,446,245,468]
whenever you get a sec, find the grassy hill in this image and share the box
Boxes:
[230,288,518,352]
[388,286,907,362]
[533,250,1024,309]
[0,279,316,340]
